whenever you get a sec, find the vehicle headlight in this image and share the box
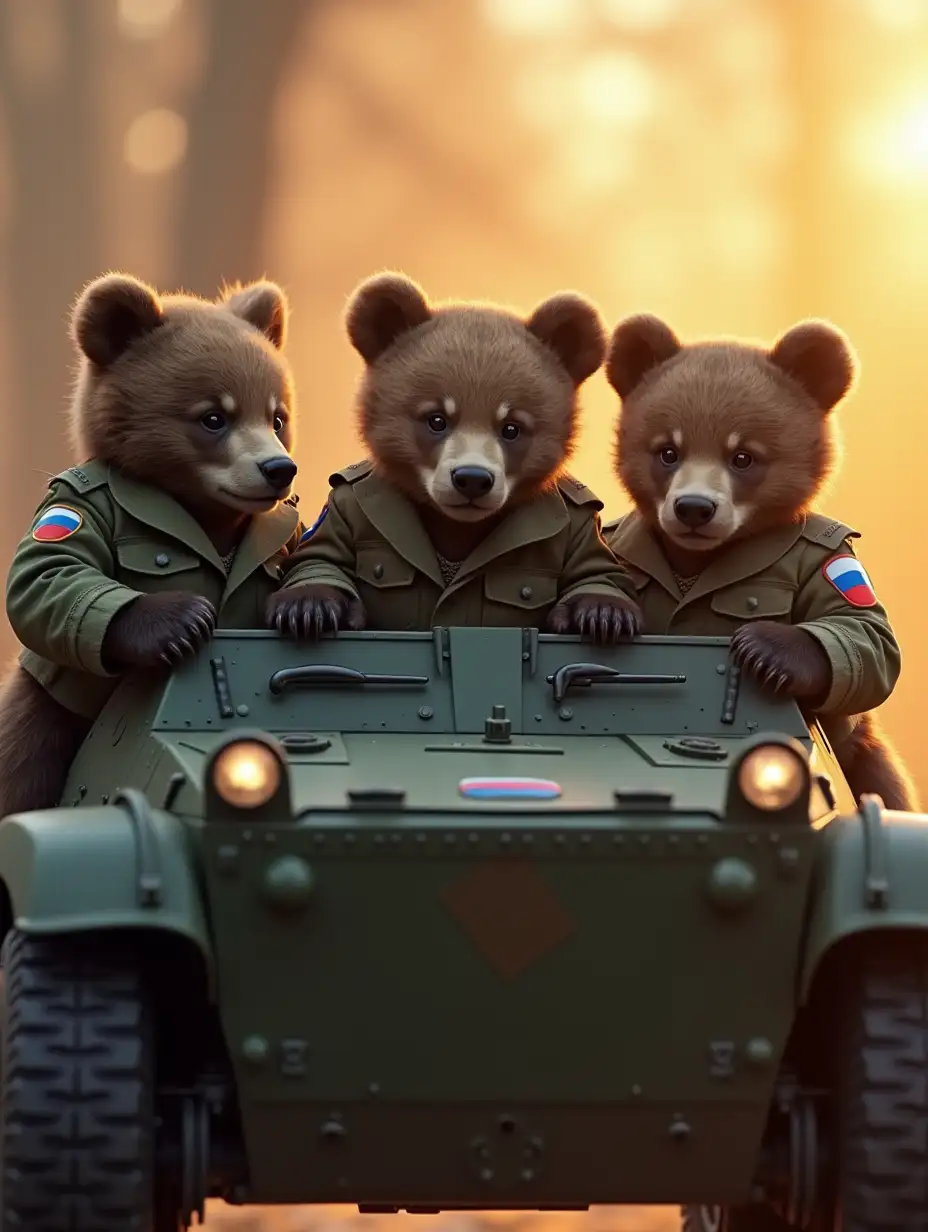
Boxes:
[212,740,281,809]
[737,744,806,811]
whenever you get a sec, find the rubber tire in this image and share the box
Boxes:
[681,1204,794,1231]
[834,940,928,1231]
[0,929,156,1231]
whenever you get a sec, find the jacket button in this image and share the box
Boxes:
[520,585,533,600]
[373,563,384,579]
[155,552,171,567]
[746,596,758,611]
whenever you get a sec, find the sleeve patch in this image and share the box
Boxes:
[299,503,328,543]
[32,505,83,542]
[822,553,877,608]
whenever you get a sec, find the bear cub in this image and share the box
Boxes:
[270,272,642,641]
[603,312,917,812]
[0,271,302,817]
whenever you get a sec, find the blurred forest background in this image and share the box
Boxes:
[2,0,928,1227]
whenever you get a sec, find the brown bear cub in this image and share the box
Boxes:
[603,313,917,812]
[269,272,642,641]
[0,272,305,818]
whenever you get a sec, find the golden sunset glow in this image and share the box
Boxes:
[2,2,928,1229]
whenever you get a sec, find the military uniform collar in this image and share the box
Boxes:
[107,466,298,593]
[353,469,569,588]
[610,509,807,604]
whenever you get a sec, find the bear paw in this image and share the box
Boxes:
[730,621,832,701]
[546,592,643,642]
[266,585,367,639]
[102,592,217,670]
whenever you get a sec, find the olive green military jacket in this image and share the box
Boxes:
[604,510,900,740]
[280,460,636,630]
[6,459,304,719]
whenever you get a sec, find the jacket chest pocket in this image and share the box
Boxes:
[356,546,422,630]
[710,580,795,626]
[115,540,203,588]
[482,570,558,627]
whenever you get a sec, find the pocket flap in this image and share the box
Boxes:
[710,580,794,619]
[357,547,416,589]
[484,571,558,609]
[115,540,200,576]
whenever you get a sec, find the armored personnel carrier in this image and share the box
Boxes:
[0,627,923,1232]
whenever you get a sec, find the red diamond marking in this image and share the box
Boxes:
[439,859,576,980]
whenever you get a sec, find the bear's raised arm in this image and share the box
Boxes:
[6,477,141,675]
[788,536,900,716]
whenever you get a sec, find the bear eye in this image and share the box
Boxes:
[658,446,678,467]
[426,413,447,434]
[730,450,754,470]
[273,412,285,434]
[200,410,226,433]
[500,421,521,442]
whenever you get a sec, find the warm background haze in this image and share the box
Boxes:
[2,1,926,1228]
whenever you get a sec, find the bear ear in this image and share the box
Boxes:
[605,314,682,399]
[345,272,432,362]
[525,292,606,386]
[222,280,288,349]
[71,273,164,368]
[768,319,857,412]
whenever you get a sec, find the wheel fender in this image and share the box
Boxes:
[800,801,928,1001]
[0,794,213,990]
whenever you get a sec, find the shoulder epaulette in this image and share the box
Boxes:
[602,511,631,535]
[50,458,109,494]
[556,473,602,509]
[329,459,374,486]
[800,512,860,551]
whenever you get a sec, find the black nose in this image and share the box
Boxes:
[673,494,717,527]
[258,457,298,491]
[451,466,495,500]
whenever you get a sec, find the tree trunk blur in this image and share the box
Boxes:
[172,0,309,297]
[0,0,102,543]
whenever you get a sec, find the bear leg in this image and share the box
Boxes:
[0,666,90,817]
[837,712,920,812]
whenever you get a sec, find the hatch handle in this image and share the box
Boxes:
[547,662,687,704]
[268,664,429,694]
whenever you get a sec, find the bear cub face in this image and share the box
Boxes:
[606,314,857,551]
[346,272,606,522]
[70,273,298,525]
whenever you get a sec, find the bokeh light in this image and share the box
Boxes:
[850,93,928,186]
[576,51,657,127]
[117,0,183,39]
[598,0,682,34]
[123,108,188,175]
[481,0,585,37]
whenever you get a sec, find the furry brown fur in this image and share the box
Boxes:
[606,313,917,812]
[270,272,641,640]
[0,271,297,816]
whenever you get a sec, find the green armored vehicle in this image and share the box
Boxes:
[0,627,924,1232]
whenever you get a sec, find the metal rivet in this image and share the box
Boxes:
[242,1035,270,1064]
[418,705,433,720]
[746,596,759,611]
[373,563,384,579]
[236,703,250,717]
[155,552,170,567]
[520,585,533,600]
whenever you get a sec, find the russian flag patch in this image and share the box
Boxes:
[822,554,877,608]
[458,776,561,800]
[299,503,328,544]
[32,505,83,542]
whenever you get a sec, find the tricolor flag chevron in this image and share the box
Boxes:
[822,553,877,608]
[32,505,83,543]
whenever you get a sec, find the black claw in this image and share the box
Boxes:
[287,605,300,639]
[776,673,789,692]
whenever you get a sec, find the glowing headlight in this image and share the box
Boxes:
[212,741,281,809]
[737,744,806,811]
